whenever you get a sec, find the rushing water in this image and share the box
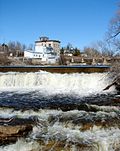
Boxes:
[0,71,120,151]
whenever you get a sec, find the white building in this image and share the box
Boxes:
[35,36,60,55]
[24,37,60,64]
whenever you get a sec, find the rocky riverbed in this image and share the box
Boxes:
[0,72,119,151]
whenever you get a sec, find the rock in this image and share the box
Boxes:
[103,76,120,94]
[0,117,36,145]
[0,125,32,145]
[36,140,94,151]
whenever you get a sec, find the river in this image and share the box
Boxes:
[0,71,120,151]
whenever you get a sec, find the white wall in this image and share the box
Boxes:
[24,51,34,58]
[35,45,46,53]
[24,46,59,64]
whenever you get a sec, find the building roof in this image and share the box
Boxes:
[35,39,61,43]
[35,36,60,43]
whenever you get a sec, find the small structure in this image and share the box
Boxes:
[103,58,108,65]
[92,58,96,65]
[24,36,60,64]
[80,58,86,65]
[64,48,73,56]
[71,57,74,63]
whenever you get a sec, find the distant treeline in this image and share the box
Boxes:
[0,41,33,57]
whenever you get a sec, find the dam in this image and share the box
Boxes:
[0,65,111,73]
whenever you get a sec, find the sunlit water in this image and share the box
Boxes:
[0,71,120,151]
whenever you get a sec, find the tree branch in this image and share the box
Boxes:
[108,31,120,40]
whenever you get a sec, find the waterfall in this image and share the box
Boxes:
[0,72,115,96]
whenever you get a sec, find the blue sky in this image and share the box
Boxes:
[0,0,118,49]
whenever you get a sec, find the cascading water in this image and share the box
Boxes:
[0,71,119,151]
[0,72,115,96]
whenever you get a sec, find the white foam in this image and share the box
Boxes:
[0,72,115,96]
[1,128,120,151]
[0,139,40,151]
[32,124,120,151]
[0,108,119,151]
[0,107,63,119]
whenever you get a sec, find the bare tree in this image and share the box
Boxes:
[103,4,120,93]
[8,41,27,56]
[28,44,33,50]
[107,3,120,40]
[94,40,114,57]
[106,3,120,56]
[83,47,101,58]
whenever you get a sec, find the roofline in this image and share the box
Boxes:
[25,50,43,54]
[35,40,61,43]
